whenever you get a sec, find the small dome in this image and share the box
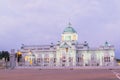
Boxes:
[63,23,77,34]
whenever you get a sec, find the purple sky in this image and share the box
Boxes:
[0,0,120,58]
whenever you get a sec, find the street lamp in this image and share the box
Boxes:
[17,50,22,63]
[28,51,33,66]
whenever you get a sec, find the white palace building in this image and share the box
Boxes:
[19,24,115,67]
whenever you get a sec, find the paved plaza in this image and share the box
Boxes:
[0,69,119,80]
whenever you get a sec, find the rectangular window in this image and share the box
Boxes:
[44,48,49,50]
[104,57,110,62]
[44,58,49,63]
[54,58,56,63]
[65,36,71,40]
[37,58,42,63]
[77,57,79,62]
[69,57,72,62]
[38,48,42,50]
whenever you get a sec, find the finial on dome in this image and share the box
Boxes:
[63,23,77,34]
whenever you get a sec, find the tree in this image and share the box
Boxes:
[1,51,10,62]
[0,51,2,59]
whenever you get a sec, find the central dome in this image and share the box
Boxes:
[61,23,78,41]
[63,23,77,34]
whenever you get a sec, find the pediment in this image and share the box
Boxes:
[60,42,71,48]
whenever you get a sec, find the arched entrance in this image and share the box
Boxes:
[24,52,36,66]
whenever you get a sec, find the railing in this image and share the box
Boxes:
[16,63,120,70]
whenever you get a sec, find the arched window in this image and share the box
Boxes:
[104,57,110,62]
[91,53,96,61]
[104,52,110,62]
[78,54,83,62]
[44,54,49,63]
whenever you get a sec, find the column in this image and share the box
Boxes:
[10,49,16,69]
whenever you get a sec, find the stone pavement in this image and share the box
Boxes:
[0,69,119,80]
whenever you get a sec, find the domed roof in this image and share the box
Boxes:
[63,23,77,34]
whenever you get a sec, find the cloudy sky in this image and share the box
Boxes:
[0,0,120,58]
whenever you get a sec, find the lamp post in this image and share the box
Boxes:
[28,51,33,66]
[17,50,22,65]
